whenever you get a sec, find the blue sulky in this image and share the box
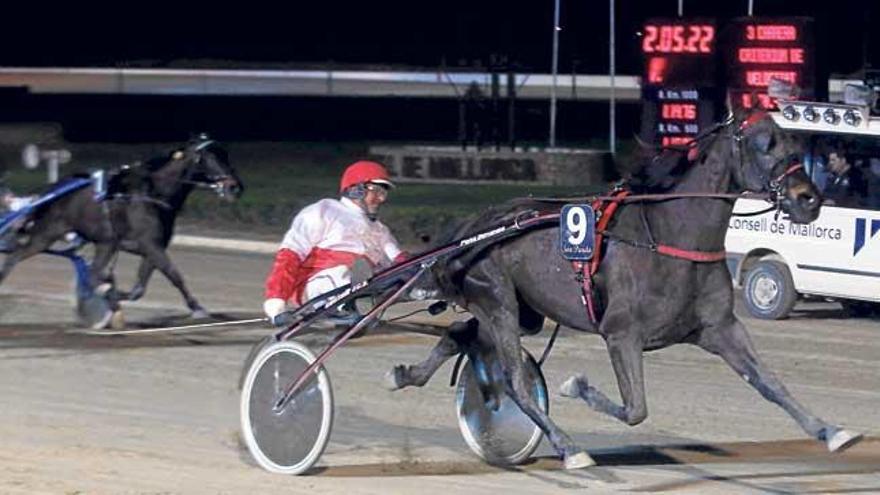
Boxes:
[0,176,112,328]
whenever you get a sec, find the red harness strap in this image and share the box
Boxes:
[571,260,598,323]
[655,245,727,262]
[570,189,630,324]
[590,189,630,276]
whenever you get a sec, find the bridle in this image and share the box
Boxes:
[560,112,811,266]
[177,141,239,199]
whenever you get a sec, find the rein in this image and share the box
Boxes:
[600,163,804,262]
[533,190,777,218]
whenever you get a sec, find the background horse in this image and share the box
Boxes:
[0,135,243,325]
[387,111,860,469]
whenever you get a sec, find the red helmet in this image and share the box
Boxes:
[339,160,394,193]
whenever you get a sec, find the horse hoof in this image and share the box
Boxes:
[564,451,595,470]
[828,429,863,452]
[383,367,404,391]
[110,310,126,330]
[559,376,584,398]
[190,308,210,320]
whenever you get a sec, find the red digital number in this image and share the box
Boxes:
[647,57,667,83]
[643,25,658,53]
[644,23,714,54]
[661,136,694,147]
[698,26,714,53]
[746,25,756,41]
[685,26,701,53]
[740,93,776,110]
[671,26,685,52]
[658,26,673,52]
[661,103,698,120]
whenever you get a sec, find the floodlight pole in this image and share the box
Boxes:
[549,0,561,148]
[609,0,616,155]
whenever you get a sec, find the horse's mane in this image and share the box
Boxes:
[624,124,730,193]
[144,153,175,172]
[625,146,693,193]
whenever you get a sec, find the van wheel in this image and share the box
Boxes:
[743,260,797,320]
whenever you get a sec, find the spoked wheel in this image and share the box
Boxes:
[240,340,334,475]
[455,349,547,465]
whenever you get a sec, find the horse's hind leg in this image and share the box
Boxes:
[696,318,862,452]
[468,260,593,469]
[0,222,67,285]
[385,317,478,390]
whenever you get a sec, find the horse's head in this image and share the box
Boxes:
[172,134,244,201]
[730,109,821,223]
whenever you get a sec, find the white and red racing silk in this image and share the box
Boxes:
[265,197,406,305]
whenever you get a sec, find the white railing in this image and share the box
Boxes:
[0,67,858,102]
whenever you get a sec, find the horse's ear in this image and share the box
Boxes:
[732,103,751,124]
[633,134,655,151]
[172,150,185,161]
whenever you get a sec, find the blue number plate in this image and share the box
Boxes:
[559,204,595,261]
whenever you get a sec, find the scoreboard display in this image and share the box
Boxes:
[640,18,718,147]
[726,17,815,109]
[641,19,716,87]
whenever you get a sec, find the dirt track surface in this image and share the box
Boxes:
[1,246,879,494]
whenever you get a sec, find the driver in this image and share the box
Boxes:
[262,160,407,324]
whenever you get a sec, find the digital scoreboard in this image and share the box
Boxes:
[726,17,815,109]
[640,18,718,147]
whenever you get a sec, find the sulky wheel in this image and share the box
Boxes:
[240,340,334,475]
[238,335,276,390]
[76,291,113,330]
[455,349,548,465]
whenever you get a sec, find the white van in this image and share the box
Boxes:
[725,99,880,319]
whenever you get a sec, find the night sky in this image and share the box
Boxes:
[2,0,876,75]
[0,1,876,142]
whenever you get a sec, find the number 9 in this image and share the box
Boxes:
[566,207,587,245]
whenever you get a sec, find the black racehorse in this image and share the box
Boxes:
[387,110,862,469]
[0,135,243,324]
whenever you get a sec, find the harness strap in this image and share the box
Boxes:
[590,189,630,276]
[599,228,727,263]
[569,189,629,325]
[571,261,599,324]
[655,244,727,262]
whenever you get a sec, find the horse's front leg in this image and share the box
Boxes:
[138,242,207,318]
[89,243,117,289]
[560,325,649,426]
[696,317,862,452]
[385,317,477,390]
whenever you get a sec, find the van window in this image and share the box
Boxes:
[805,134,880,210]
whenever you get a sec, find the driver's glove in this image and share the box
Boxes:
[263,298,292,326]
